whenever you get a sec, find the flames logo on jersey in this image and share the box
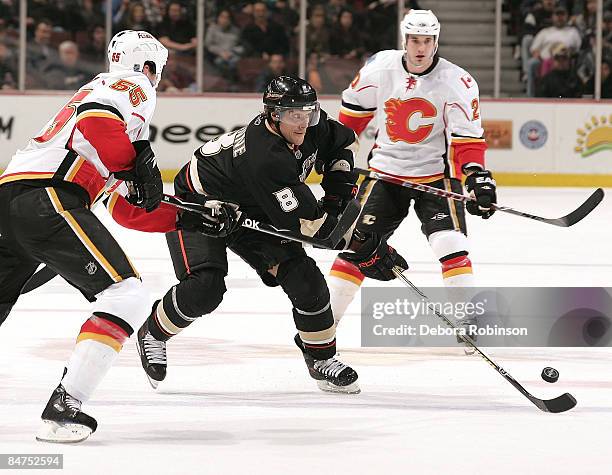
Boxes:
[384,97,437,144]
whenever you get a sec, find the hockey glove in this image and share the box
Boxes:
[176,194,243,238]
[114,140,163,213]
[340,231,408,281]
[319,170,358,217]
[465,169,497,219]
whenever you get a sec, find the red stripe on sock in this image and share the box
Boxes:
[331,257,364,282]
[303,339,337,350]
[80,315,129,345]
[441,255,472,273]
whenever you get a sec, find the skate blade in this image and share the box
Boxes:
[316,380,361,394]
[36,421,92,443]
[146,375,160,390]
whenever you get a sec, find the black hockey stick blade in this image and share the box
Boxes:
[495,188,604,227]
[316,198,361,248]
[531,392,577,413]
[503,371,577,413]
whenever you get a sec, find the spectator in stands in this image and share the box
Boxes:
[254,53,287,92]
[27,1,65,32]
[604,11,612,51]
[306,5,330,59]
[81,23,106,73]
[582,56,612,98]
[43,40,91,90]
[241,2,289,58]
[526,4,582,96]
[0,0,18,29]
[600,58,612,98]
[326,0,347,25]
[116,2,153,32]
[205,9,244,81]
[571,0,597,37]
[78,0,105,29]
[519,0,555,72]
[536,43,582,97]
[114,0,163,29]
[157,51,196,92]
[0,42,17,90]
[157,1,197,54]
[272,0,299,38]
[329,9,365,60]
[26,18,58,87]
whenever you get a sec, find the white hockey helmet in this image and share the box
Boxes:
[400,10,441,50]
[107,30,168,88]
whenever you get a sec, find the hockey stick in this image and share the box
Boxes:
[161,194,361,250]
[391,266,577,413]
[355,168,604,227]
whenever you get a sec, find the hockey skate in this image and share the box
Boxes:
[36,384,97,443]
[294,334,360,394]
[136,318,167,389]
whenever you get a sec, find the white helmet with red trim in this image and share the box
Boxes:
[107,30,168,88]
[400,10,441,52]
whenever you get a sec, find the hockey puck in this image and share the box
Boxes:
[541,367,559,383]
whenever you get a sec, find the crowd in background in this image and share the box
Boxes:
[0,0,610,97]
[508,0,612,97]
[0,0,413,93]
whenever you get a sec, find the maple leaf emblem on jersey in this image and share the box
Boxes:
[384,97,437,144]
[406,76,417,91]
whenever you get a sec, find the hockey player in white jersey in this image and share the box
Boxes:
[0,30,171,442]
[328,10,497,332]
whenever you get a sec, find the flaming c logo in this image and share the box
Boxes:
[384,97,437,144]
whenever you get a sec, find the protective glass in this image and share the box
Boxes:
[275,103,321,127]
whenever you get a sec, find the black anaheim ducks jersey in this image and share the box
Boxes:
[174,110,357,231]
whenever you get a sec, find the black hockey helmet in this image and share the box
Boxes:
[263,75,320,127]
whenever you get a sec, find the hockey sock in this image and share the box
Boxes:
[62,312,132,402]
[328,256,364,325]
[440,251,474,286]
[147,289,194,342]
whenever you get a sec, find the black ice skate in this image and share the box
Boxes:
[136,319,167,389]
[36,384,97,443]
[294,334,360,394]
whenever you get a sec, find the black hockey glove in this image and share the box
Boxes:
[339,231,408,281]
[114,140,163,213]
[319,170,358,217]
[176,194,243,238]
[465,169,497,219]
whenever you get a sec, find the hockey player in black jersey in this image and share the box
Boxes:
[136,76,408,394]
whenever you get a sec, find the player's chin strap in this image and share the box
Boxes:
[391,266,577,413]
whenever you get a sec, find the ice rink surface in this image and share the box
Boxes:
[1,186,611,475]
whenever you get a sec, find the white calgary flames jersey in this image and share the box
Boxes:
[339,50,487,181]
[1,70,156,202]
